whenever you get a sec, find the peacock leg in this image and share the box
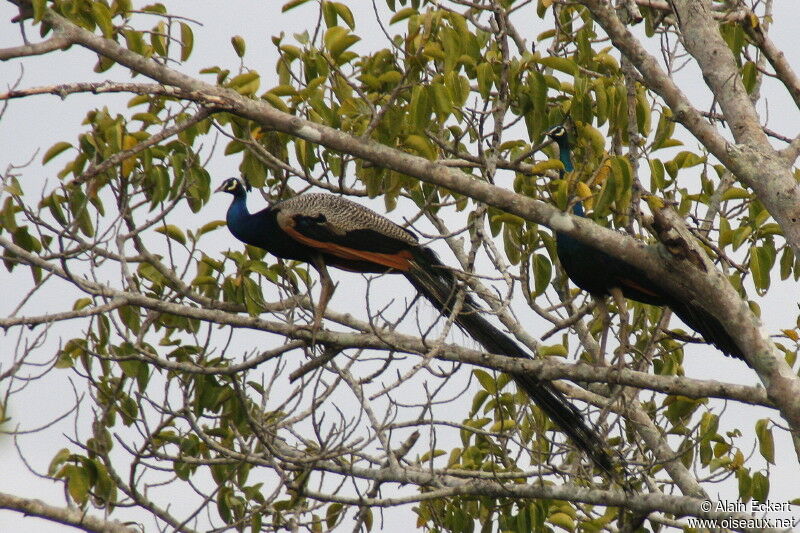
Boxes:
[310,255,334,332]
[609,286,630,370]
[595,297,610,366]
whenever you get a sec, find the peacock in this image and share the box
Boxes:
[544,125,744,360]
[216,177,615,474]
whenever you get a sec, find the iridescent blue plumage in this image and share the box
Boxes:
[223,182,313,263]
[545,126,744,359]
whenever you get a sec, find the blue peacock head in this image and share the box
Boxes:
[545,124,569,145]
[215,176,252,197]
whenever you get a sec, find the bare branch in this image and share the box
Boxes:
[0,491,139,533]
[0,34,71,61]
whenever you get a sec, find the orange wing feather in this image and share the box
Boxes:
[283,225,413,272]
[618,278,661,298]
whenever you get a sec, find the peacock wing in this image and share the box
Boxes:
[274,193,418,271]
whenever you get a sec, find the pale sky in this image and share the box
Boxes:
[1,2,799,531]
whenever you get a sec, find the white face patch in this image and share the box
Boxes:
[225,177,248,192]
[549,211,575,232]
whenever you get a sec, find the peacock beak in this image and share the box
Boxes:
[215,178,237,193]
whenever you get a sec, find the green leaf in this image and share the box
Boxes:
[117,305,141,330]
[48,448,72,476]
[741,61,757,94]
[124,29,145,55]
[537,56,578,76]
[529,159,564,175]
[90,2,114,38]
[780,247,794,280]
[242,277,267,316]
[649,159,666,190]
[279,44,302,61]
[722,187,751,200]
[470,390,489,416]
[749,245,774,294]
[476,62,493,99]
[737,469,752,501]
[155,224,187,245]
[179,22,194,61]
[652,107,675,150]
[489,419,516,432]
[418,449,447,462]
[532,253,552,296]
[42,142,73,164]
[13,226,42,253]
[755,418,775,464]
[263,92,290,113]
[323,26,360,59]
[198,220,227,237]
[191,275,218,287]
[752,471,769,502]
[151,21,167,56]
[66,464,90,505]
[326,503,344,529]
[32,0,46,22]
[390,7,417,24]
[231,35,246,58]
[549,512,575,532]
[282,0,312,11]
[635,86,651,135]
[473,369,497,394]
[403,134,435,160]
[430,82,451,117]
[665,151,705,178]
[539,344,567,357]
[332,2,355,29]
[73,297,92,310]
[582,123,606,154]
[229,72,260,95]
[491,213,524,227]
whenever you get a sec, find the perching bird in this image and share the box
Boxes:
[545,125,745,360]
[216,177,615,475]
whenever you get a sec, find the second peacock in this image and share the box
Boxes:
[544,125,745,360]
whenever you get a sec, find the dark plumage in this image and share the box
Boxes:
[545,126,745,360]
[217,177,615,475]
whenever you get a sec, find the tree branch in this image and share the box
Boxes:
[0,34,71,61]
[0,491,138,533]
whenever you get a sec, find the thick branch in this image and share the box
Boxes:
[0,34,70,60]
[0,491,137,533]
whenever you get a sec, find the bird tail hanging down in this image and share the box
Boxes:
[667,299,745,360]
[403,246,615,476]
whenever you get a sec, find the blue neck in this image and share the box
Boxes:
[226,192,259,245]
[227,191,248,220]
[554,136,582,216]
[556,140,573,173]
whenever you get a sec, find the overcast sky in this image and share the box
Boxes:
[1,2,799,531]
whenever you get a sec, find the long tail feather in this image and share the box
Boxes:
[404,247,615,476]
[668,300,745,360]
